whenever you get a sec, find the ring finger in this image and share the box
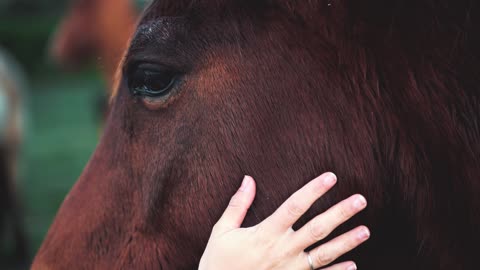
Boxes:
[298,226,370,269]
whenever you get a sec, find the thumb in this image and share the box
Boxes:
[214,176,256,234]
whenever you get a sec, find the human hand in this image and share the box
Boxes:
[199,173,369,270]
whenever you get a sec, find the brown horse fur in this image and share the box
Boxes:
[33,0,480,269]
[50,0,138,89]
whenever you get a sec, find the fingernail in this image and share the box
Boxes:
[353,195,367,209]
[357,227,370,240]
[239,176,251,192]
[323,172,337,185]
[347,263,357,270]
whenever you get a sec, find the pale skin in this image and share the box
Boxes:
[199,173,369,270]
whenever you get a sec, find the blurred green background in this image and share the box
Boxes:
[1,0,104,266]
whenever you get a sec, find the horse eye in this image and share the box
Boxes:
[128,64,178,98]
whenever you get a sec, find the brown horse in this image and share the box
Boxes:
[33,0,480,269]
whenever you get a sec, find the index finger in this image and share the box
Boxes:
[262,172,337,233]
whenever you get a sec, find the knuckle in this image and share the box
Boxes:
[256,232,276,249]
[339,205,352,220]
[308,220,327,241]
[211,222,222,234]
[228,195,244,209]
[342,238,356,251]
[286,200,304,218]
[315,249,334,266]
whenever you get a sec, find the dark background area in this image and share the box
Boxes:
[1,0,103,267]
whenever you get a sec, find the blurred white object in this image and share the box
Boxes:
[0,84,8,140]
[0,45,29,264]
[0,46,26,146]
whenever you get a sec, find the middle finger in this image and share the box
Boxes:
[292,194,367,250]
